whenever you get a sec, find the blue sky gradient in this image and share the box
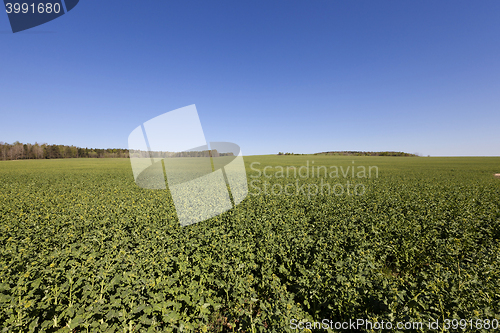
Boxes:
[1,1,499,156]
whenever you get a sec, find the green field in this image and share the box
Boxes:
[1,156,499,332]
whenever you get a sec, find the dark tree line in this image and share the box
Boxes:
[0,142,235,161]
[0,142,130,161]
[276,151,418,156]
[313,151,419,157]
[143,149,233,158]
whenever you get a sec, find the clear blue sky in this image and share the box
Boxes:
[1,1,499,156]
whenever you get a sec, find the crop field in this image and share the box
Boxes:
[1,156,499,332]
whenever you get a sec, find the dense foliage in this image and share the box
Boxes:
[0,142,234,161]
[0,142,130,160]
[0,156,499,332]
[312,151,418,157]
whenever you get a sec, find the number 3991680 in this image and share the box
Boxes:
[5,3,62,14]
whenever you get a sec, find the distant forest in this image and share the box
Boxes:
[0,142,129,160]
[313,151,418,157]
[277,151,419,157]
[0,142,234,161]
